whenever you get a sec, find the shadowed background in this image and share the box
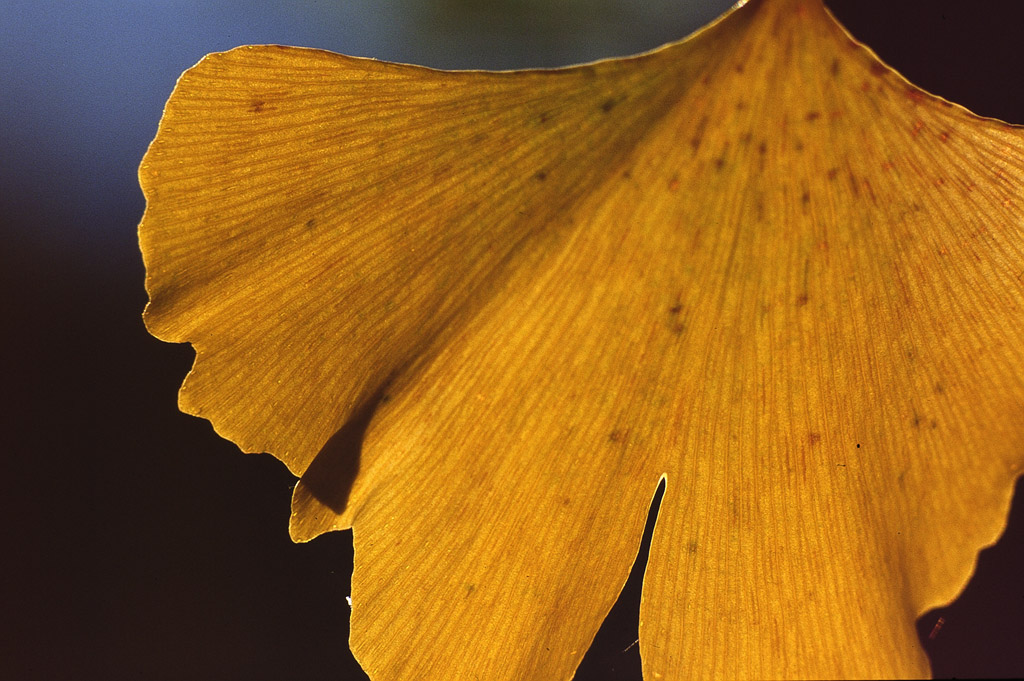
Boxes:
[2,1,1022,679]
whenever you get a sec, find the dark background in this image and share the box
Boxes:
[3,1,1023,679]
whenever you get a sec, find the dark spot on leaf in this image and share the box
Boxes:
[856,443,861,448]
[939,130,951,142]
[905,87,927,104]
[715,156,726,171]
[690,115,709,154]
[562,497,572,506]
[666,301,686,334]
[870,62,887,76]
[305,218,316,230]
[668,175,680,191]
[796,293,809,307]
[827,167,839,181]
[930,420,938,429]
[805,111,821,122]
[534,170,547,182]
[801,190,810,204]
[601,98,616,113]
[758,141,767,155]
[687,541,698,554]
[808,432,821,445]
[740,131,753,145]
[848,172,860,197]
[830,58,840,76]
[608,429,628,443]
[251,100,265,113]
[934,382,945,394]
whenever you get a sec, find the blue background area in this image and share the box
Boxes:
[2,1,1022,679]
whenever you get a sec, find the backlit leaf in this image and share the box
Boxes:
[140,0,1024,677]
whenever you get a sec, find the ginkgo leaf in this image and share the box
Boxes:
[139,0,1024,678]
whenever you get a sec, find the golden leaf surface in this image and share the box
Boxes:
[139,0,1024,677]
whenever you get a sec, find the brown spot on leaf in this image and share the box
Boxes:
[870,62,887,77]
[601,98,617,113]
[827,168,839,181]
[305,218,316,230]
[608,429,629,444]
[534,170,548,182]
[667,301,686,334]
[690,115,709,154]
[251,100,265,113]
[796,293,809,307]
[830,58,840,76]
[808,432,821,446]
[847,172,860,197]
[863,178,877,203]
[905,87,927,104]
[805,111,821,122]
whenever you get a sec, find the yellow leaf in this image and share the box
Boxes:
[139,0,1024,678]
